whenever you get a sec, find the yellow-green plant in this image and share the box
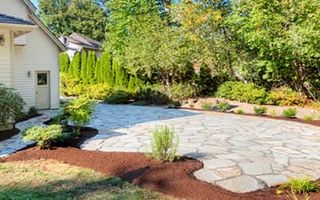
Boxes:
[151,126,179,162]
[216,101,231,111]
[235,109,245,114]
[254,106,268,116]
[201,102,213,111]
[277,177,320,195]
[269,109,277,117]
[23,125,70,149]
[303,115,314,121]
[65,98,96,134]
[283,108,297,118]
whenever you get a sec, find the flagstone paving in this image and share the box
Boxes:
[0,110,57,157]
[82,104,320,193]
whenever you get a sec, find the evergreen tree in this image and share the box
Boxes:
[128,75,142,92]
[70,52,81,79]
[94,59,102,83]
[59,53,69,73]
[81,51,88,83]
[100,52,113,86]
[86,51,96,84]
[113,59,128,89]
[197,64,216,96]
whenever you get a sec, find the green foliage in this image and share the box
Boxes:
[235,109,245,114]
[166,83,196,101]
[135,86,170,105]
[269,87,309,106]
[215,81,269,105]
[82,83,113,101]
[59,53,69,73]
[278,177,320,194]
[86,51,96,84]
[113,59,128,89]
[80,51,88,83]
[70,52,81,79]
[127,76,143,93]
[282,108,297,118]
[303,115,314,121]
[100,52,113,86]
[23,125,70,149]
[216,101,231,112]
[64,98,96,134]
[253,106,268,116]
[27,107,39,117]
[106,90,130,104]
[0,84,24,124]
[39,0,107,41]
[201,102,213,111]
[168,101,182,109]
[60,73,84,97]
[151,126,179,162]
[196,64,216,96]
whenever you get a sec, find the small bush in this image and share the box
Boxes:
[151,126,179,162]
[216,101,231,111]
[27,107,39,117]
[167,83,196,100]
[282,108,297,118]
[277,177,320,194]
[135,86,170,105]
[269,87,308,106]
[60,73,84,97]
[168,101,182,109]
[215,81,268,105]
[269,109,277,117]
[253,106,268,116]
[23,125,70,149]
[201,102,213,111]
[0,84,24,124]
[303,115,314,121]
[106,90,130,104]
[64,98,96,134]
[235,109,245,114]
[82,83,113,100]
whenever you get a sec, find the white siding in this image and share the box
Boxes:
[0,0,60,109]
[0,30,13,87]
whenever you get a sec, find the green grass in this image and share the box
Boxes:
[0,159,165,200]
[278,177,320,195]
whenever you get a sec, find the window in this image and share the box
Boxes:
[37,73,48,86]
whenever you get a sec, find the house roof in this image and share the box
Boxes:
[61,33,102,51]
[0,13,35,26]
[21,0,66,51]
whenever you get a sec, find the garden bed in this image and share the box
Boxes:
[0,128,20,142]
[1,147,319,200]
[180,107,320,128]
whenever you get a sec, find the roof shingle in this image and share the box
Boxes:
[0,13,34,25]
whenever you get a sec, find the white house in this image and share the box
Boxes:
[0,0,65,110]
[59,33,103,58]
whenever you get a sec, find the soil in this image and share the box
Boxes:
[0,128,20,142]
[1,147,319,200]
[180,107,320,127]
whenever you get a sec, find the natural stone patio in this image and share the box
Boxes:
[83,104,320,193]
[0,110,57,157]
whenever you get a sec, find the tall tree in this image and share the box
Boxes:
[39,0,107,41]
[59,53,70,73]
[80,51,88,83]
[70,52,81,79]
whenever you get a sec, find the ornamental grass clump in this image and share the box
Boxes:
[151,126,179,162]
[64,98,96,134]
[201,102,213,111]
[23,125,70,149]
[282,108,297,118]
[216,101,231,112]
[253,106,268,116]
[277,177,320,195]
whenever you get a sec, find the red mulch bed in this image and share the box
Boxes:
[180,107,320,127]
[2,147,319,200]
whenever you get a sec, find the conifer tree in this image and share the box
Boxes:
[94,59,102,83]
[113,59,128,89]
[59,53,69,73]
[70,52,81,79]
[86,51,96,84]
[81,51,88,83]
[100,52,113,86]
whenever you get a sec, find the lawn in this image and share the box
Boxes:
[0,159,166,200]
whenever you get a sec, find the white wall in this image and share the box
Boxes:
[0,30,13,87]
[0,0,60,109]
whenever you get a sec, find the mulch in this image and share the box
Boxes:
[0,128,20,142]
[1,122,319,199]
[180,107,320,127]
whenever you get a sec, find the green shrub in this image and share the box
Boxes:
[303,115,314,121]
[167,83,196,100]
[64,98,96,134]
[23,125,70,149]
[151,126,179,162]
[269,87,308,106]
[215,81,268,104]
[253,106,268,116]
[168,101,182,109]
[82,83,113,100]
[60,73,84,97]
[278,177,320,194]
[282,108,297,118]
[27,107,39,117]
[216,101,231,111]
[235,109,245,114]
[0,84,24,124]
[201,102,213,111]
[106,90,130,104]
[135,86,170,105]
[196,64,216,96]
